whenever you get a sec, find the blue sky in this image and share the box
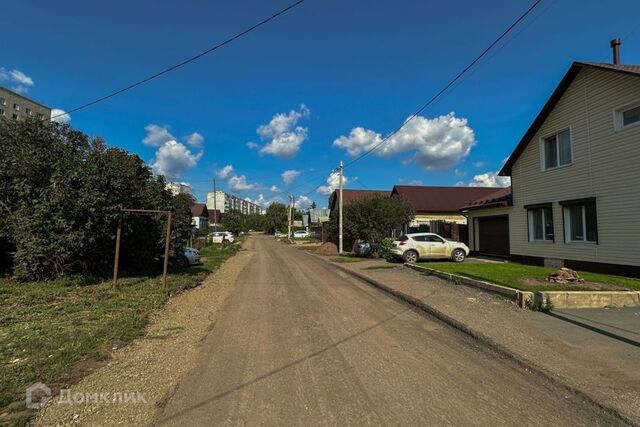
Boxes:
[3,0,640,209]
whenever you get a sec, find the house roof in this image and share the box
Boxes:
[191,203,208,217]
[391,185,499,213]
[500,61,640,176]
[328,189,390,211]
[461,186,512,211]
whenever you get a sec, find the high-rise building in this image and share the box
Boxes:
[166,182,191,196]
[0,86,51,121]
[206,191,263,215]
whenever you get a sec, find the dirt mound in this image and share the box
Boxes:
[316,242,338,255]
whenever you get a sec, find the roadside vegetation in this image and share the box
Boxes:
[418,262,640,292]
[0,242,240,426]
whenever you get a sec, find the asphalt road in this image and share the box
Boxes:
[155,235,623,426]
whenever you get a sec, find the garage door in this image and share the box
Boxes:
[478,216,509,257]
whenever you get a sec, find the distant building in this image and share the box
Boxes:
[206,190,263,215]
[0,86,51,121]
[190,203,209,230]
[166,182,191,196]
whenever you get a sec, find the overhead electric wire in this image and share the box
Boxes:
[343,0,543,169]
[49,0,308,121]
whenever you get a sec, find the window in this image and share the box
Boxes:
[527,205,554,241]
[0,109,4,116]
[541,129,571,170]
[0,97,6,106]
[26,108,31,115]
[614,102,640,130]
[562,199,597,243]
[12,113,18,120]
[13,103,20,111]
[425,235,445,243]
[36,113,44,119]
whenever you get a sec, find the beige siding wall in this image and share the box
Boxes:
[467,206,512,251]
[411,213,467,225]
[510,67,640,266]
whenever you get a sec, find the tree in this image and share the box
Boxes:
[0,118,193,280]
[222,209,244,236]
[263,203,288,234]
[310,201,317,209]
[328,195,414,256]
[245,213,265,231]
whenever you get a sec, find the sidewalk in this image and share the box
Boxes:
[324,257,640,424]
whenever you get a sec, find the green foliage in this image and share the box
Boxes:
[380,237,396,259]
[0,119,193,281]
[263,203,288,234]
[222,209,244,236]
[245,213,265,231]
[329,195,414,256]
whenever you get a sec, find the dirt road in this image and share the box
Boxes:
[155,235,623,426]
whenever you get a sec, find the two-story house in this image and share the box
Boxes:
[465,41,640,276]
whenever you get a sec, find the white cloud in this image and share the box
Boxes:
[334,113,475,171]
[142,124,175,147]
[217,165,235,179]
[184,132,204,148]
[317,171,348,195]
[270,185,281,193]
[473,161,485,168]
[50,108,71,124]
[246,141,259,149]
[252,193,284,208]
[281,169,300,185]
[228,175,260,192]
[0,67,34,93]
[151,140,202,180]
[255,105,310,158]
[468,171,511,188]
[408,179,423,185]
[295,195,312,210]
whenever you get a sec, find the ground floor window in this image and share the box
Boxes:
[527,205,553,241]
[562,200,597,243]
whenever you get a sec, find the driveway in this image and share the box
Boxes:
[155,235,621,426]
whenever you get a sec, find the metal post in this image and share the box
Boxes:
[213,178,218,233]
[338,160,344,254]
[112,218,122,289]
[287,196,292,238]
[162,211,173,292]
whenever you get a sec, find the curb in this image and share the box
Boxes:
[311,255,636,426]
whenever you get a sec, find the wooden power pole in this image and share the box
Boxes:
[338,160,344,254]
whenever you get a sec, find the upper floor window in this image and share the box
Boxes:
[25,108,32,115]
[561,199,597,244]
[13,103,20,111]
[0,108,4,116]
[541,129,571,170]
[614,102,640,131]
[0,97,6,106]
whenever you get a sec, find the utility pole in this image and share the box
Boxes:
[287,195,292,238]
[213,178,218,232]
[338,160,344,254]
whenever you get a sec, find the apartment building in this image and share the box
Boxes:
[206,190,263,215]
[0,86,51,121]
[166,182,191,196]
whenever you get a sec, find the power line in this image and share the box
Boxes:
[49,0,308,121]
[344,0,543,168]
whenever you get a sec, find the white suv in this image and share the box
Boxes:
[390,233,469,263]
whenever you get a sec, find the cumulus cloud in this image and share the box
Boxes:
[270,185,281,193]
[251,193,284,208]
[246,141,259,149]
[151,140,202,180]
[295,195,313,210]
[333,113,475,171]
[317,171,348,195]
[217,165,235,179]
[468,171,511,188]
[229,175,260,192]
[50,108,71,124]
[142,124,175,147]
[281,169,300,185]
[254,105,310,158]
[473,161,485,168]
[408,179,423,185]
[0,67,34,93]
[184,132,204,148]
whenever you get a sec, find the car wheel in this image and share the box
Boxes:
[180,256,190,267]
[403,250,419,264]
[451,249,466,263]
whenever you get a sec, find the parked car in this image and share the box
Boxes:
[180,247,201,267]
[390,233,469,263]
[210,232,234,244]
[352,239,372,257]
[293,230,310,238]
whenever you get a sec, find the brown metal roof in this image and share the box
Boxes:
[461,186,512,211]
[191,203,208,217]
[391,185,499,213]
[500,61,640,176]
[328,189,390,211]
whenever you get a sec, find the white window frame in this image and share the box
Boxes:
[539,128,573,171]
[527,207,553,242]
[613,100,640,131]
[563,204,597,244]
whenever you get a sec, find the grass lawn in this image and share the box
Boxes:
[293,237,321,244]
[332,256,367,263]
[0,242,240,426]
[417,261,640,292]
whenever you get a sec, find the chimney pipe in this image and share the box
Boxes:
[610,38,621,65]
